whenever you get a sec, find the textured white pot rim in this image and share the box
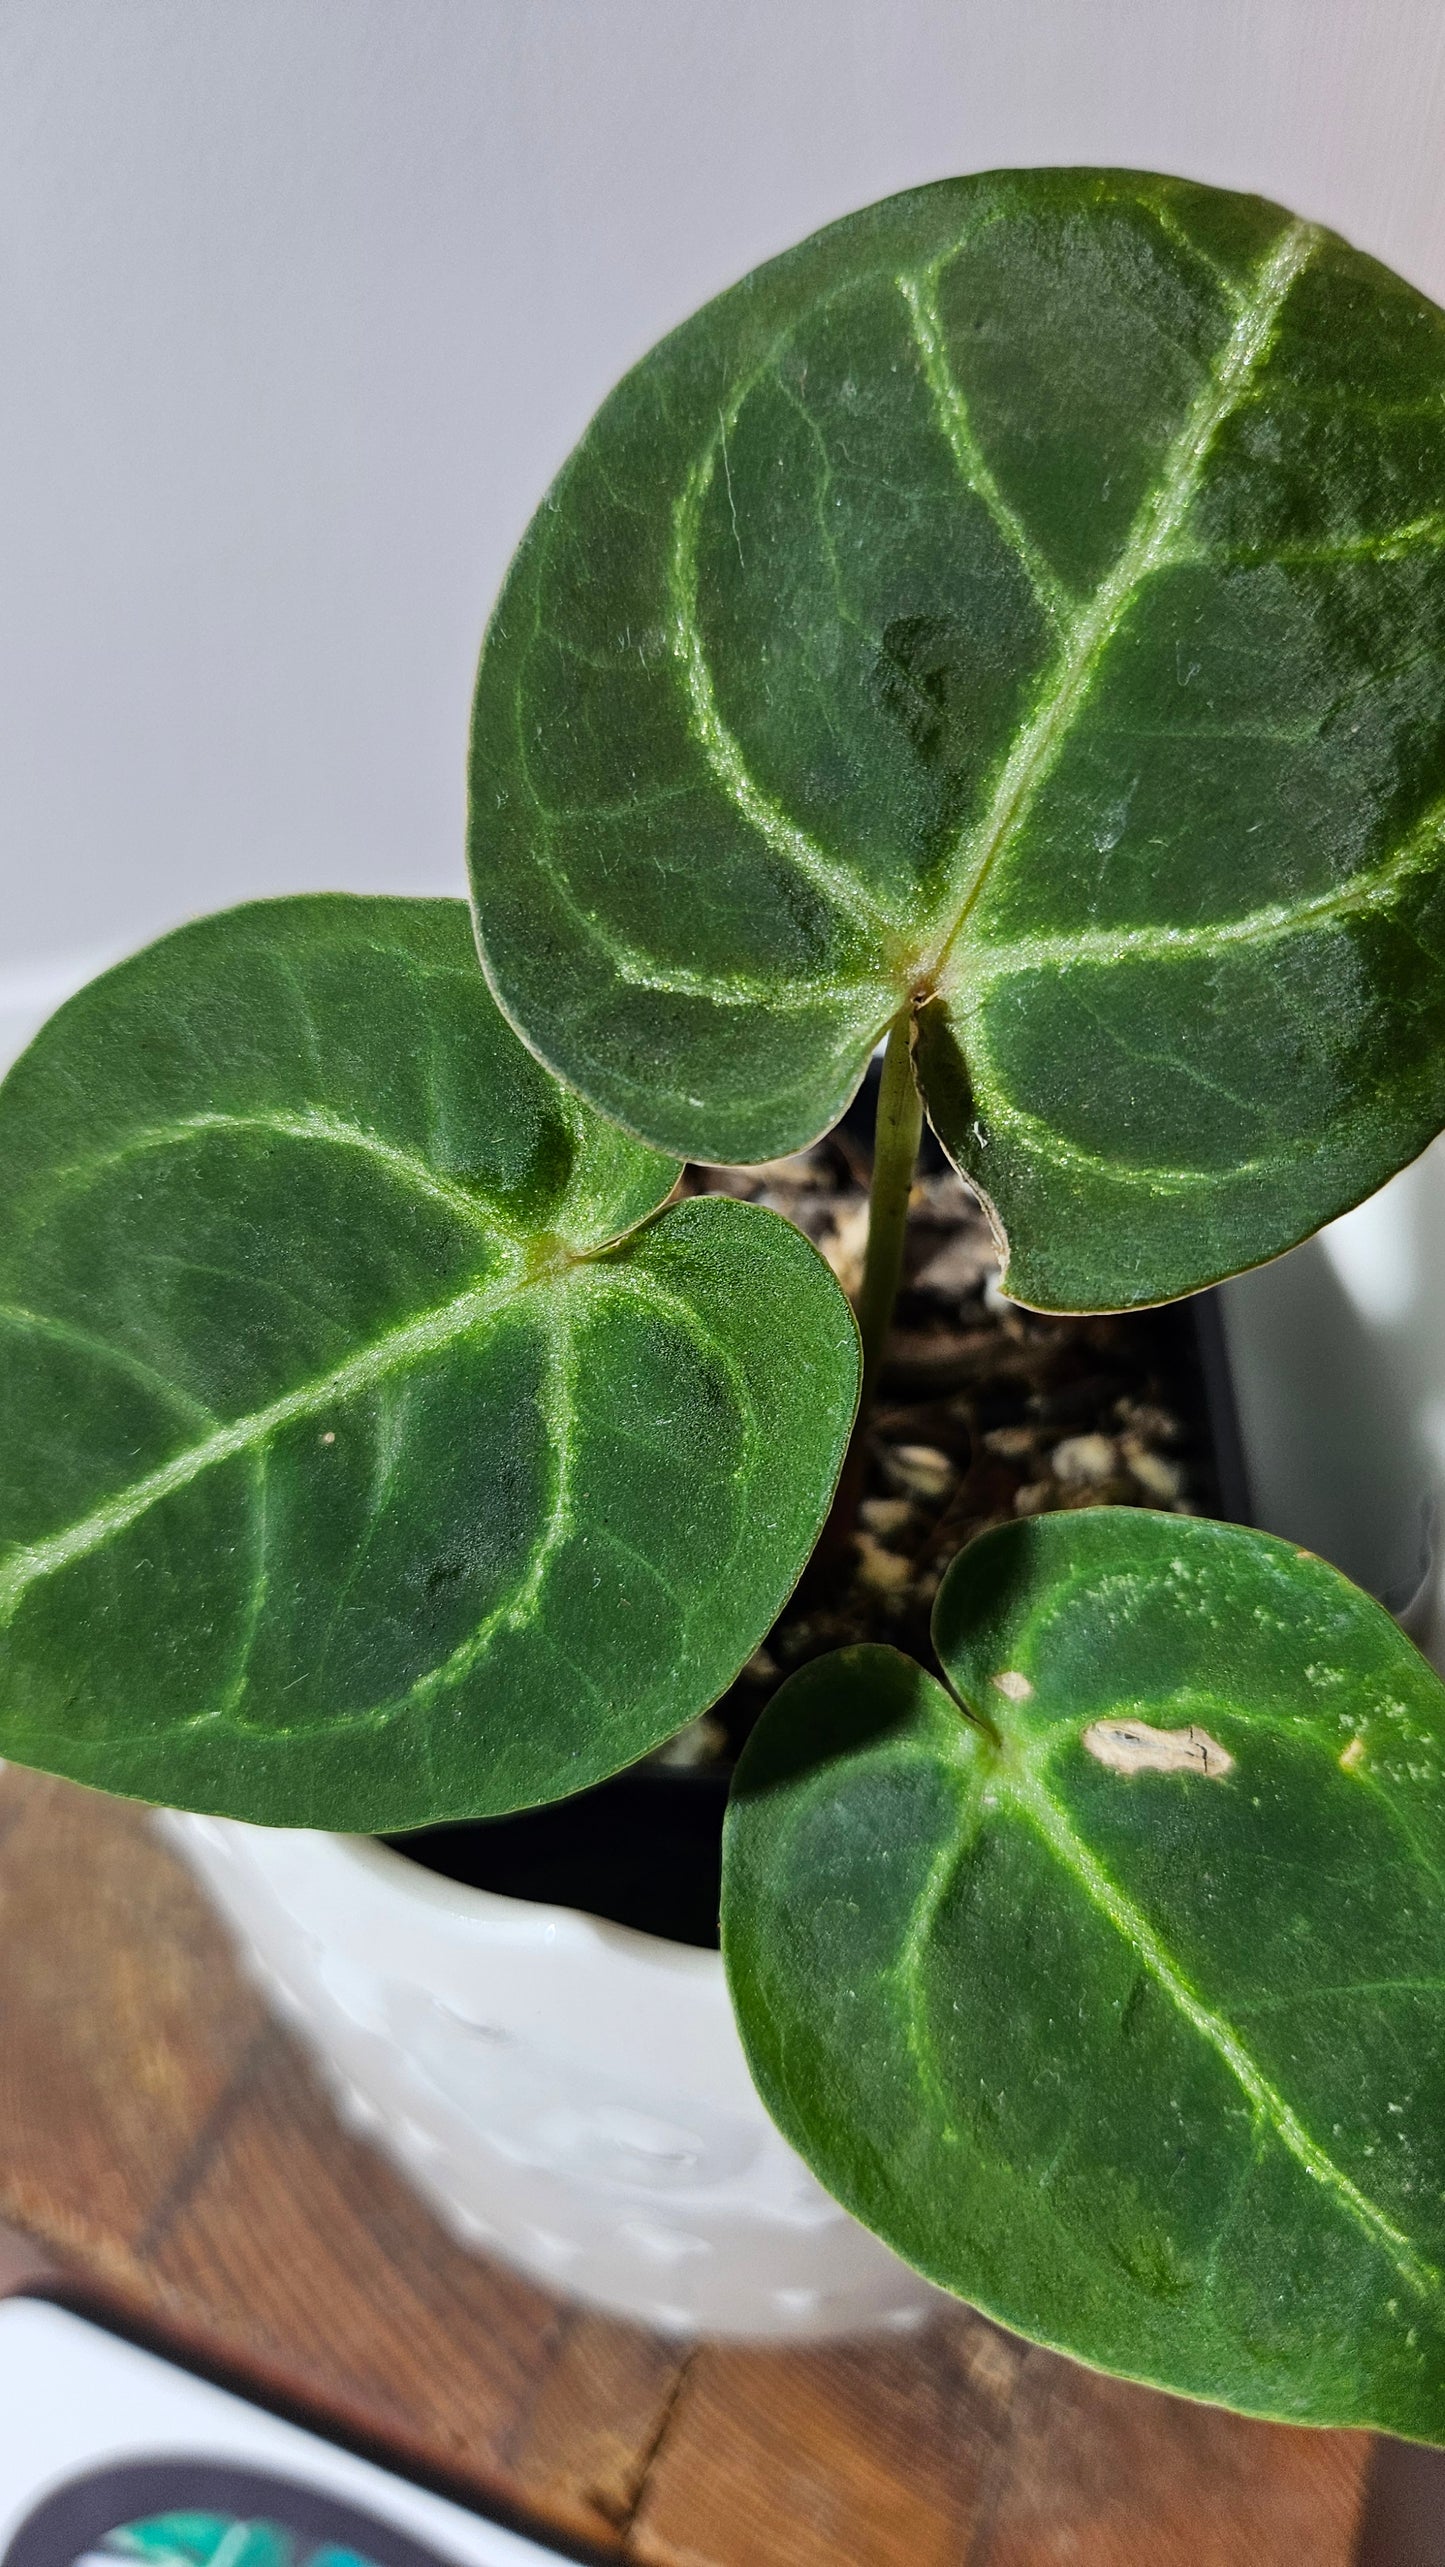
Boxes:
[282,1821,726,1983]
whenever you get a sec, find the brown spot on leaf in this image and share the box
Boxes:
[1084,1719,1234,1779]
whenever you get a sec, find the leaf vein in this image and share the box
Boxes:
[184,1307,579,1744]
[898,267,1073,628]
[525,818,877,1010]
[893,1773,990,2140]
[0,1302,216,1430]
[932,217,1318,973]
[40,1109,522,1247]
[1177,509,1445,572]
[669,410,908,945]
[0,1276,529,1630]
[961,787,1445,983]
[1008,1765,1440,2305]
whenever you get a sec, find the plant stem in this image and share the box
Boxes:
[855,1006,923,1418]
[808,1010,922,1575]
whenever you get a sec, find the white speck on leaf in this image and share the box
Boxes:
[991,1670,1034,1702]
[1092,775,1139,855]
[719,414,745,571]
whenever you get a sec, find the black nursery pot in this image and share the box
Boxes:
[386,1765,731,1952]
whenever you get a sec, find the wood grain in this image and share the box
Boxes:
[146,2022,686,2549]
[0,1763,1373,2561]
[975,2342,1367,2567]
[0,1769,266,2276]
[626,2318,1021,2567]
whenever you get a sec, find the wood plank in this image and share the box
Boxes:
[973,2342,1369,2567]
[144,2021,687,2552]
[630,2319,1369,2567]
[0,2214,59,2297]
[0,1766,264,2274]
[626,2313,1022,2566]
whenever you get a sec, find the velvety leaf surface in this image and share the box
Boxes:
[0,897,859,1828]
[470,168,1445,1308]
[723,1510,1445,2439]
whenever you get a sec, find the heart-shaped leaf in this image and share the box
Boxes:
[0,897,859,1829]
[470,168,1445,1309]
[724,1509,1445,2438]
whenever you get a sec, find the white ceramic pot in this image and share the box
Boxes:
[160,1811,940,2341]
[158,1143,1445,2345]
[1221,1133,1445,1668]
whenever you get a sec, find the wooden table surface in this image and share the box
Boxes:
[0,1764,1377,2564]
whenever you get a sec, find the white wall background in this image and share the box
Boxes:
[5,0,1445,1622]
[6,0,1445,1048]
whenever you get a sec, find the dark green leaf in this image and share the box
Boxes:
[0,897,859,1828]
[723,1509,1445,2438]
[470,168,1445,1308]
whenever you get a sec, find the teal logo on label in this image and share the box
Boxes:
[96,2505,376,2567]
[2,2465,454,2567]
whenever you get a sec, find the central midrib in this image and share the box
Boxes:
[0,1267,536,1627]
[923,216,1317,990]
[1002,1754,1439,2306]
[0,1227,767,1641]
[652,215,1316,1020]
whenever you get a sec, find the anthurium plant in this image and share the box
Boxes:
[5,168,1445,2443]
